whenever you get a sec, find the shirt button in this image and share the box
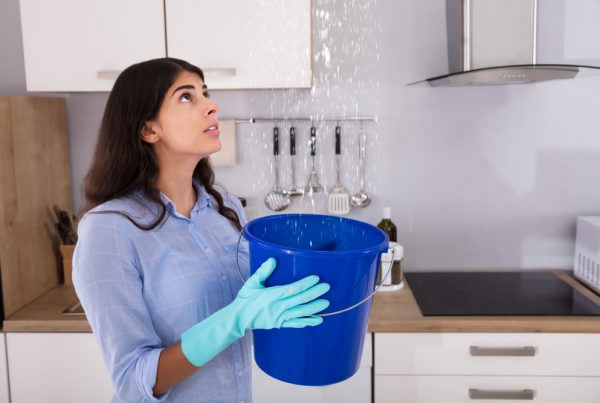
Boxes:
[221,275,227,281]
[237,371,243,377]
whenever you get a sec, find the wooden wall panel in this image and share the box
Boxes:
[0,97,72,318]
[0,98,22,317]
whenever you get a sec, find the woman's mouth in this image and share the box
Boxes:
[204,124,220,136]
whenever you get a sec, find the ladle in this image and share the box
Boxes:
[265,126,291,211]
[350,130,371,208]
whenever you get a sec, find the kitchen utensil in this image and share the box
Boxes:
[304,126,323,195]
[350,130,371,208]
[264,126,291,212]
[54,222,70,244]
[53,204,77,244]
[287,126,304,196]
[328,126,350,215]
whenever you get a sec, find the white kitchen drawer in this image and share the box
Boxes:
[375,375,600,403]
[252,334,372,403]
[253,366,371,403]
[375,333,600,376]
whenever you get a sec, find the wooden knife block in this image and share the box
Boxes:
[59,244,76,287]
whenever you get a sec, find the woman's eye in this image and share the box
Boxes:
[203,91,210,99]
[179,92,192,103]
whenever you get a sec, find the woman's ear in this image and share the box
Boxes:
[141,122,160,144]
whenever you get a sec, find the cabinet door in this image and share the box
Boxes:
[376,375,600,403]
[252,334,372,403]
[6,333,113,403]
[166,0,312,89]
[0,334,8,403]
[19,0,166,91]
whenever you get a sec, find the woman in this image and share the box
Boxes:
[73,58,330,402]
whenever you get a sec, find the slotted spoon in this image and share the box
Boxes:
[328,125,350,215]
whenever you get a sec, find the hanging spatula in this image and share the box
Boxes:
[328,125,350,215]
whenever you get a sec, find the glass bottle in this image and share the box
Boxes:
[377,207,397,285]
[377,207,397,242]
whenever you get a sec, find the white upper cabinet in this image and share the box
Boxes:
[165,0,312,89]
[19,0,312,92]
[19,0,166,92]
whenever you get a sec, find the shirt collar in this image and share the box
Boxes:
[158,179,212,216]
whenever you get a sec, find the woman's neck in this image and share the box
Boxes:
[156,173,197,218]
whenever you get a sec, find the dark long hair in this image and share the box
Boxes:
[80,58,242,231]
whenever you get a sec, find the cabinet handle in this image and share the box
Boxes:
[97,68,236,80]
[470,346,536,357]
[469,388,535,400]
[97,70,121,80]
[203,68,236,77]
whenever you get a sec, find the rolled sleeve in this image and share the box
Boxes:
[138,348,168,402]
[73,212,170,403]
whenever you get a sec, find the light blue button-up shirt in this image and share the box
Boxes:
[73,181,252,403]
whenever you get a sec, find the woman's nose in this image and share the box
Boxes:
[206,99,220,116]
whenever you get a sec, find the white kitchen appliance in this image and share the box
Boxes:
[574,216,600,294]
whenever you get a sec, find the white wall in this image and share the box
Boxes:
[2,0,600,271]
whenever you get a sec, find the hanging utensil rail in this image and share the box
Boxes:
[232,116,377,124]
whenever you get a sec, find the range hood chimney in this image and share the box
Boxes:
[416,0,600,86]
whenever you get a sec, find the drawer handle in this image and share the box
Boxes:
[97,70,121,80]
[470,346,536,357]
[203,68,237,77]
[469,388,535,400]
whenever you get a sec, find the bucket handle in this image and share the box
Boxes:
[235,226,394,317]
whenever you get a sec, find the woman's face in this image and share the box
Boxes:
[143,70,221,164]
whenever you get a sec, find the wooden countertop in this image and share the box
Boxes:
[368,271,600,333]
[4,271,600,333]
[2,286,90,333]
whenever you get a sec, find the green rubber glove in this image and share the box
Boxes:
[181,257,330,367]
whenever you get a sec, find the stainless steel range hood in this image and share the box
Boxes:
[414,0,600,86]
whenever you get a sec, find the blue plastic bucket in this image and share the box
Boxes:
[243,213,388,386]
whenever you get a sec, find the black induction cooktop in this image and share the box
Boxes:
[405,271,600,316]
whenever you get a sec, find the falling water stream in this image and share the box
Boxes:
[232,0,383,247]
